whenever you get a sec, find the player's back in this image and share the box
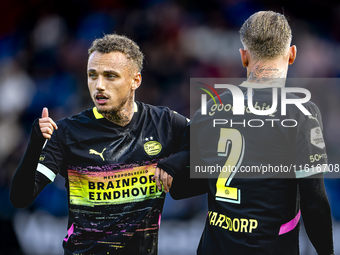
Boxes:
[192,83,323,255]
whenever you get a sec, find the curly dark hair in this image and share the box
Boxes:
[88,34,144,72]
[240,11,292,60]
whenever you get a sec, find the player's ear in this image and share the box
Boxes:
[132,72,142,90]
[239,48,249,67]
[288,45,297,65]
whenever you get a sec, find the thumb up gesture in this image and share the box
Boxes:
[39,107,58,139]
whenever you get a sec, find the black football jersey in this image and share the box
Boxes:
[36,102,187,255]
[189,82,328,255]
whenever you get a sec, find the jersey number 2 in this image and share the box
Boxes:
[215,128,244,204]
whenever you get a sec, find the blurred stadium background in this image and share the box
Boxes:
[1,0,340,254]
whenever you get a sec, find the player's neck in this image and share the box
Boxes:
[246,61,287,86]
[102,97,135,127]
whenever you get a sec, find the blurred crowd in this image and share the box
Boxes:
[1,0,340,254]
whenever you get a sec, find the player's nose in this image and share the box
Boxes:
[96,76,105,91]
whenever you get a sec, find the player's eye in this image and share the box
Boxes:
[88,73,96,78]
[107,74,115,79]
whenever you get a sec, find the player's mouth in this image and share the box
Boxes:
[95,94,109,105]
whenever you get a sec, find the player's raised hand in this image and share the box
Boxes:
[153,167,173,193]
[39,107,58,140]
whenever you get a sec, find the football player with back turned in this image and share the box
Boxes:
[156,11,334,255]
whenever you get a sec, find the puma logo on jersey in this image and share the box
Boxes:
[308,114,319,124]
[89,148,106,161]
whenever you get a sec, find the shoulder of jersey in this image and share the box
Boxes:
[138,101,183,119]
[284,93,319,115]
[138,101,171,113]
[54,109,95,128]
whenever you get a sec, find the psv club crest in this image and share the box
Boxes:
[143,137,162,156]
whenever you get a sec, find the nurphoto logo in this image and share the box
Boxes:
[199,84,311,116]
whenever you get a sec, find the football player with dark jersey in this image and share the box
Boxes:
[10,34,187,255]
[157,11,334,255]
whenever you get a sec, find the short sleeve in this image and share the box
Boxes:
[170,110,189,152]
[37,121,67,180]
[290,104,328,178]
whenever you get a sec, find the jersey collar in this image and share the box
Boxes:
[239,81,285,89]
[93,102,138,119]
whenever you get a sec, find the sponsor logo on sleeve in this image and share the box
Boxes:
[310,127,325,149]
